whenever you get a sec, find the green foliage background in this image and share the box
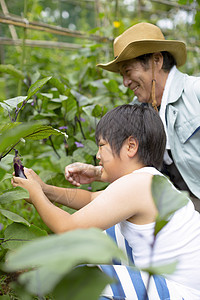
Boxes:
[0,0,199,298]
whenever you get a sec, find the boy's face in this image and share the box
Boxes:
[96,137,123,183]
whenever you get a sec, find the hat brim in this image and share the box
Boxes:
[97,40,187,73]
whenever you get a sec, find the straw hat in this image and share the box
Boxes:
[97,22,187,73]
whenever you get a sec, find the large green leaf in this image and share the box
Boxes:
[151,175,189,236]
[0,122,20,134]
[52,265,112,300]
[4,228,125,294]
[24,125,68,140]
[0,122,43,155]
[2,223,48,250]
[17,264,112,297]
[26,77,52,101]
[0,187,29,204]
[0,209,30,226]
[5,228,125,270]
[0,122,67,157]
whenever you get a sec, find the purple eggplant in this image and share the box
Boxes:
[13,150,27,179]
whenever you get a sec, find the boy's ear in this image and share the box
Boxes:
[127,136,139,157]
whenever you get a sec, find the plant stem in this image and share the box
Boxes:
[0,141,20,161]
[17,0,28,96]
[49,136,61,159]
[75,116,86,140]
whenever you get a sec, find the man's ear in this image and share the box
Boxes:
[153,52,163,71]
[127,136,139,158]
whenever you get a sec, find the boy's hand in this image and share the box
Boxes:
[11,168,43,204]
[65,162,102,187]
[24,168,46,189]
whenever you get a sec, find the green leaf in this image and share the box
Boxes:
[2,223,48,250]
[92,104,107,118]
[3,96,27,108]
[0,187,29,204]
[26,76,52,101]
[88,27,101,34]
[194,11,200,29]
[0,122,42,156]
[0,209,30,226]
[142,261,178,276]
[38,92,53,99]
[0,122,67,157]
[0,122,20,134]
[71,89,93,106]
[4,228,125,294]
[72,148,87,163]
[0,296,10,300]
[24,125,68,140]
[0,153,13,171]
[0,64,25,80]
[18,264,112,297]
[82,139,98,156]
[154,220,168,237]
[5,228,125,270]
[151,175,189,236]
[52,266,112,300]
[0,102,11,112]
[178,0,187,4]
[103,79,119,93]
[49,77,67,95]
[47,102,61,110]
[62,96,77,121]
[0,167,6,181]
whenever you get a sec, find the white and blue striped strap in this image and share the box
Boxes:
[99,226,175,300]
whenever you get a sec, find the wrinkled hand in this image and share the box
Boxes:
[65,162,102,187]
[11,168,43,204]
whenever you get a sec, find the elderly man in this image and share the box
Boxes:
[65,22,200,203]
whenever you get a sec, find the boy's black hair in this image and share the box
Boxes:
[95,104,166,169]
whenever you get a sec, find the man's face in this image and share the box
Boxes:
[118,59,153,103]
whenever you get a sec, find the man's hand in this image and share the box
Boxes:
[65,162,102,187]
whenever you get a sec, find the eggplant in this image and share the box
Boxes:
[13,149,27,179]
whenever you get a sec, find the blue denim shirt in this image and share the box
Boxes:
[132,68,200,198]
[166,68,200,198]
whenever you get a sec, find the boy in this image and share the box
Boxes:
[12,104,200,299]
